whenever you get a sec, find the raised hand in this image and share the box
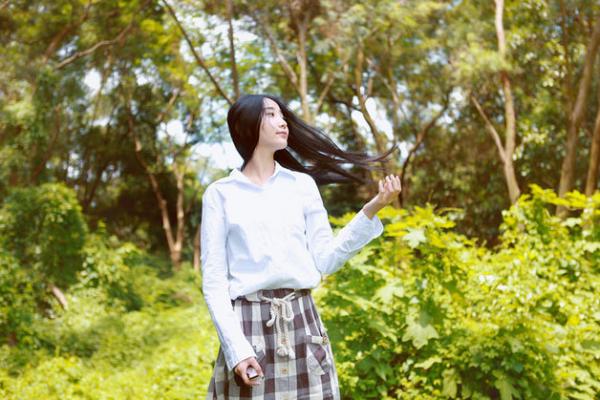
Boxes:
[361,174,402,219]
[375,174,402,206]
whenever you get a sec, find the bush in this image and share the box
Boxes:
[0,183,87,347]
[0,260,215,400]
[316,184,600,399]
[76,224,144,312]
[76,226,201,312]
[0,182,87,289]
[0,251,36,348]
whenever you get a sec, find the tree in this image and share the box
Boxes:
[557,14,600,216]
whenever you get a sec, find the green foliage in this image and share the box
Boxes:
[316,185,600,399]
[0,244,216,399]
[1,185,598,399]
[0,250,36,347]
[77,225,145,312]
[0,299,216,400]
[1,0,600,398]
[0,183,87,288]
[0,183,88,348]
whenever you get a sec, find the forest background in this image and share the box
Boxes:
[0,0,599,399]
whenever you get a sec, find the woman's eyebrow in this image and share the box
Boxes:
[263,106,283,114]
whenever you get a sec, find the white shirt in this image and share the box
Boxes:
[200,160,384,371]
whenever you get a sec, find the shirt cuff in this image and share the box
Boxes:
[357,208,384,237]
[341,208,384,251]
[224,338,256,372]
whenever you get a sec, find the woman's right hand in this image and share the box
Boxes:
[234,356,264,386]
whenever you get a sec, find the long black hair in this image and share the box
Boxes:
[227,94,398,185]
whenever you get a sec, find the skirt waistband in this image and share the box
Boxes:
[235,288,311,302]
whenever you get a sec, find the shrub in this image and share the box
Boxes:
[0,183,87,347]
[316,184,600,399]
[0,251,36,348]
[0,182,87,289]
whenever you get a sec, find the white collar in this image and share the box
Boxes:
[229,160,296,185]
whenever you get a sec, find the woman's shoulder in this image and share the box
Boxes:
[204,173,237,193]
[290,170,316,186]
[202,178,230,202]
[287,171,322,203]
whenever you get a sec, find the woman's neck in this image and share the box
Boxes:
[241,156,276,185]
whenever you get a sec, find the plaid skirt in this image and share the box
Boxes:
[205,288,341,400]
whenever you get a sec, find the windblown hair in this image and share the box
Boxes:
[227,94,398,185]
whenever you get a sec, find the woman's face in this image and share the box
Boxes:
[257,98,288,151]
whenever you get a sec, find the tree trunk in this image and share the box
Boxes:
[354,48,388,167]
[128,111,183,269]
[296,17,312,123]
[557,15,600,217]
[226,0,239,100]
[353,47,400,207]
[50,283,68,311]
[470,94,520,204]
[585,87,600,196]
[494,0,521,204]
[173,166,186,271]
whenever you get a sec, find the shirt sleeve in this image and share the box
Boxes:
[303,174,384,276]
[200,185,256,372]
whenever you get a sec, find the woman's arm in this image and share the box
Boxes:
[200,185,255,372]
[303,175,384,276]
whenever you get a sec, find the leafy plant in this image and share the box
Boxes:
[316,184,600,399]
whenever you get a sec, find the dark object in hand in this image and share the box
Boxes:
[233,365,263,386]
[247,366,259,380]
[233,349,266,387]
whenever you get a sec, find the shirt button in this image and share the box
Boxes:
[281,367,288,374]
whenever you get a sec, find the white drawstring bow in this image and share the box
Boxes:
[259,291,296,359]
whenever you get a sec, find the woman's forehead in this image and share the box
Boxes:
[262,98,281,111]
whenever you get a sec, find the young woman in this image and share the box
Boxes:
[201,94,401,399]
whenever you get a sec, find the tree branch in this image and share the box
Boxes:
[250,11,299,91]
[55,23,134,69]
[470,93,507,164]
[226,0,239,99]
[401,93,450,200]
[155,87,181,125]
[127,105,176,254]
[354,46,387,162]
[161,0,233,105]
[43,1,93,64]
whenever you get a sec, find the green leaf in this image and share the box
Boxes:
[442,368,458,398]
[374,280,404,303]
[403,228,427,248]
[494,375,521,400]
[402,317,439,349]
[414,356,442,370]
[367,317,398,342]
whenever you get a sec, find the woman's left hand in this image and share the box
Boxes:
[361,174,402,219]
[375,174,402,206]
